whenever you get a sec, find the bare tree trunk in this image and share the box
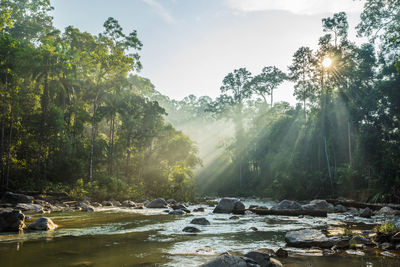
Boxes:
[348,120,352,167]
[5,112,13,189]
[1,73,7,186]
[324,137,333,190]
[89,95,98,181]
[270,89,273,108]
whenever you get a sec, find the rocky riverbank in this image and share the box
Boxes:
[1,192,400,266]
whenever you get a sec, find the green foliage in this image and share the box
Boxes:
[374,223,397,234]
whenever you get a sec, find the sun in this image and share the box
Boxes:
[322,57,332,68]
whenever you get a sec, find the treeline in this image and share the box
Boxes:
[169,1,400,202]
[0,0,200,200]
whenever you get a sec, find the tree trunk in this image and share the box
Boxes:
[348,120,352,167]
[324,137,333,190]
[5,112,12,189]
[270,89,273,108]
[89,95,98,181]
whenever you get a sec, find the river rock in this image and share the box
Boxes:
[271,200,302,210]
[80,203,95,212]
[301,200,334,213]
[182,226,201,233]
[27,217,58,230]
[193,207,205,212]
[1,192,34,204]
[359,207,373,218]
[0,209,26,232]
[146,198,168,208]
[345,249,365,256]
[376,207,397,216]
[191,217,210,225]
[213,198,245,214]
[16,203,44,213]
[243,251,269,267]
[275,248,288,258]
[101,201,114,207]
[169,210,185,215]
[269,258,283,267]
[122,200,136,208]
[201,253,259,267]
[91,202,102,207]
[349,235,373,246]
[171,204,186,210]
[334,204,347,213]
[285,229,348,248]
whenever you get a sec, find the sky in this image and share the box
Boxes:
[50,0,366,105]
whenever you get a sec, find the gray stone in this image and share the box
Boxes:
[80,203,95,212]
[27,217,58,230]
[301,200,334,213]
[201,253,259,267]
[359,207,373,218]
[271,200,302,210]
[244,251,269,267]
[349,235,373,246]
[275,248,288,258]
[376,207,398,216]
[0,209,26,232]
[16,203,44,213]
[190,217,210,225]
[171,204,186,210]
[169,210,185,215]
[146,198,168,208]
[122,200,136,208]
[193,207,205,212]
[1,192,34,204]
[182,226,201,233]
[213,198,245,214]
[285,229,348,248]
[270,258,283,267]
[334,204,347,213]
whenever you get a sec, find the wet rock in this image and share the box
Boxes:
[109,200,121,207]
[213,198,245,214]
[302,200,334,213]
[334,204,347,213]
[171,204,186,210]
[80,203,95,212]
[169,210,185,215]
[394,217,400,230]
[347,207,359,216]
[167,199,176,204]
[285,229,348,248]
[16,203,44,213]
[1,192,34,204]
[345,249,365,256]
[244,251,269,267]
[122,200,136,208]
[146,198,168,208]
[182,226,201,233]
[101,201,114,207]
[381,251,396,257]
[91,202,102,207]
[28,217,58,230]
[275,248,288,258]
[271,200,302,210]
[230,216,240,220]
[249,205,259,209]
[163,209,170,213]
[201,253,259,267]
[349,235,373,247]
[359,207,373,218]
[190,217,210,225]
[376,206,397,216]
[380,242,395,250]
[0,209,26,232]
[193,207,205,212]
[250,227,258,231]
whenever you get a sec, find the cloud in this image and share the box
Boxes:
[141,0,176,23]
[225,0,365,15]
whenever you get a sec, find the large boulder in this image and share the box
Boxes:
[376,207,398,216]
[359,207,373,218]
[169,210,185,215]
[191,217,210,225]
[243,251,270,267]
[1,192,34,204]
[27,217,58,230]
[213,198,245,214]
[80,203,95,212]
[271,200,302,210]
[182,226,201,233]
[16,203,44,213]
[146,198,168,208]
[201,253,259,267]
[285,229,348,248]
[301,200,334,213]
[0,209,26,232]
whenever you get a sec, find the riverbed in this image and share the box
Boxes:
[0,199,399,266]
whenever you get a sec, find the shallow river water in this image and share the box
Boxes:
[0,199,399,266]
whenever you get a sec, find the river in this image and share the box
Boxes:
[0,198,399,266]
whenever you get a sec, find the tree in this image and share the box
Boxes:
[250,66,286,107]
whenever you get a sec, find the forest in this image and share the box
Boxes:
[1,0,400,203]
